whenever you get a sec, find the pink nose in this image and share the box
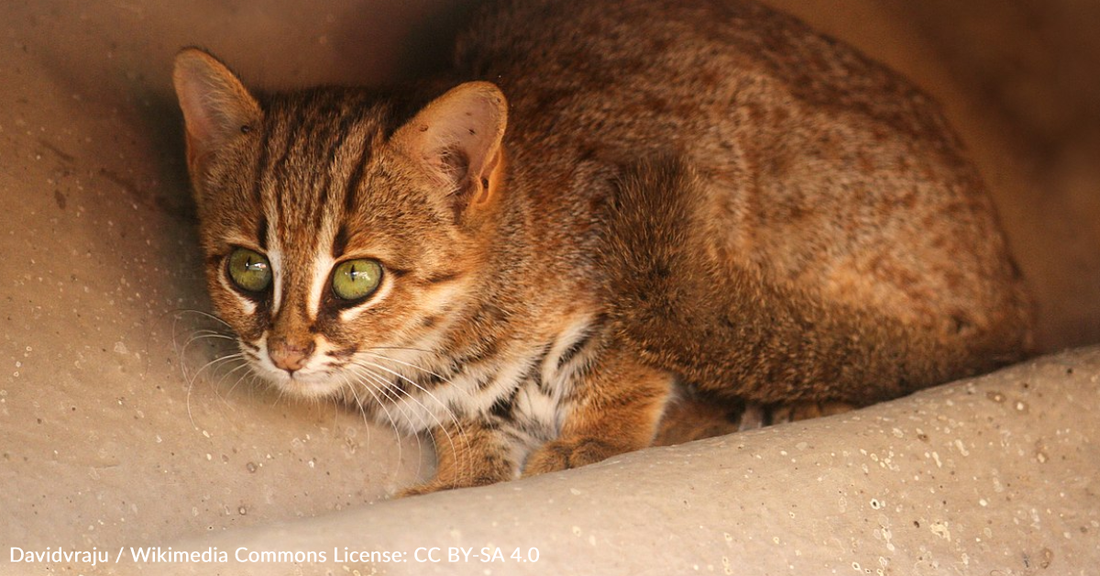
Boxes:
[268,339,315,373]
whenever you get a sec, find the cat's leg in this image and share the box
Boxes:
[651,398,855,445]
[522,348,674,476]
[767,400,854,424]
[738,403,768,431]
[740,400,855,430]
[654,395,742,445]
[399,418,524,496]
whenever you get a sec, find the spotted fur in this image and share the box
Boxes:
[173,0,1032,495]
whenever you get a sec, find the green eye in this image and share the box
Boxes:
[227,248,272,293]
[332,259,383,301]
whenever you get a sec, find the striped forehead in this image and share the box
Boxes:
[252,91,385,317]
[254,92,385,229]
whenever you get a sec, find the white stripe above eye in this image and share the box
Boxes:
[263,192,284,317]
[308,250,335,320]
[268,246,284,316]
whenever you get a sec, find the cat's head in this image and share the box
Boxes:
[172,48,508,399]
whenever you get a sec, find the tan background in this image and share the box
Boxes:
[1,0,1098,573]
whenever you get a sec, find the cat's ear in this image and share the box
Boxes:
[392,82,508,217]
[172,48,262,176]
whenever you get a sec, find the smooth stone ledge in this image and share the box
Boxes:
[122,347,1100,575]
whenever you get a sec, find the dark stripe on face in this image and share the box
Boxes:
[271,102,308,182]
[424,270,463,285]
[325,102,361,168]
[384,266,410,279]
[312,97,359,232]
[250,122,272,204]
[257,216,268,250]
[270,102,312,226]
[332,223,349,258]
[326,345,357,360]
[342,134,373,215]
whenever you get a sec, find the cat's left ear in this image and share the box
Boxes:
[393,82,507,217]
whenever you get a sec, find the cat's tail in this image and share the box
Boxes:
[597,156,1032,406]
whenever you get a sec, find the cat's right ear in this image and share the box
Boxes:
[172,48,262,178]
[392,82,508,220]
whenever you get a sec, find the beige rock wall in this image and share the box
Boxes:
[1,1,1098,574]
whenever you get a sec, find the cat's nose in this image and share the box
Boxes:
[268,338,316,374]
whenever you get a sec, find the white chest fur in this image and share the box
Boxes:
[377,315,599,439]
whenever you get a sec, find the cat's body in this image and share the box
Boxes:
[173,0,1032,494]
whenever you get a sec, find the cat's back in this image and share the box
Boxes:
[457,0,948,151]
[457,0,1029,337]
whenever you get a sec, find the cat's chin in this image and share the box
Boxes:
[282,380,345,400]
[261,371,344,400]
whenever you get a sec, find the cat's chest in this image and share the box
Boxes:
[503,317,604,436]
[383,315,602,436]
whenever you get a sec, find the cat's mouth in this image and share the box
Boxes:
[243,334,351,399]
[250,359,345,399]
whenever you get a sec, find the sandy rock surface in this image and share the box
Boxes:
[2,1,1099,574]
[149,349,1100,576]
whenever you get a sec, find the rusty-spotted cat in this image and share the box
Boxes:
[172,0,1032,494]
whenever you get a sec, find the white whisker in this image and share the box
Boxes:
[357,350,473,401]
[350,358,466,437]
[184,351,246,427]
[339,370,413,487]
[170,308,235,330]
[346,361,459,484]
[216,359,257,403]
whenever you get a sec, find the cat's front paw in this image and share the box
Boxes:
[397,482,451,498]
[522,437,620,477]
